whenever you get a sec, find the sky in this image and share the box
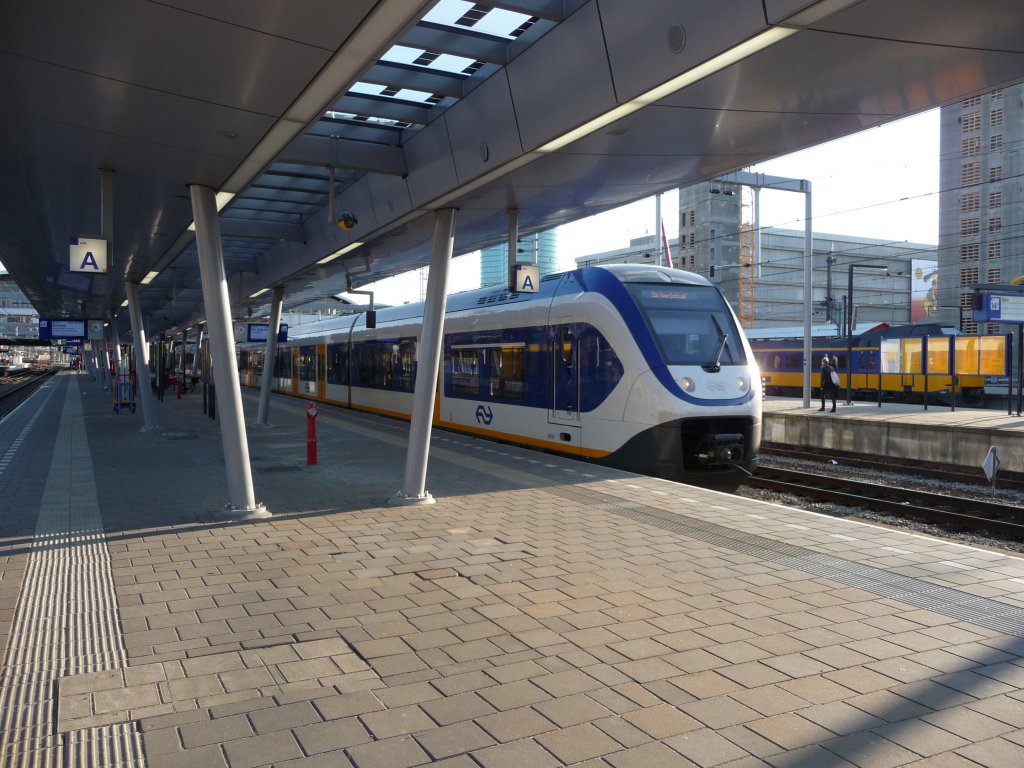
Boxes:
[360,108,941,305]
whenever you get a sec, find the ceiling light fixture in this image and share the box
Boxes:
[317,241,365,265]
[141,271,160,285]
[537,27,795,155]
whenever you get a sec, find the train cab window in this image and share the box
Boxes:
[626,284,746,367]
[579,328,622,411]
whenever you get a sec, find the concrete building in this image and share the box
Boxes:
[0,269,39,339]
[577,226,935,332]
[938,82,1024,334]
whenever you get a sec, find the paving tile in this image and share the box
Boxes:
[415,720,495,759]
[471,739,561,768]
[179,713,253,748]
[665,727,749,767]
[535,722,624,764]
[623,704,702,739]
[605,741,700,768]
[533,692,612,727]
[293,717,372,754]
[822,731,920,768]
[222,731,303,768]
[475,706,558,742]
[477,680,550,711]
[681,696,761,730]
[420,691,496,725]
[360,704,435,738]
[146,745,227,768]
[744,712,837,751]
[314,690,384,720]
[249,700,322,734]
[873,718,969,757]
[346,734,432,768]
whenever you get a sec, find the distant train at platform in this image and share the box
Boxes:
[237,265,762,491]
[749,323,990,403]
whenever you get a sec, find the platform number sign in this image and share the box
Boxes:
[70,237,109,273]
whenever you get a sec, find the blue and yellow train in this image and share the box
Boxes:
[749,323,989,403]
[237,264,762,491]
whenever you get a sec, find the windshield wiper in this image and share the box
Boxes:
[703,316,728,373]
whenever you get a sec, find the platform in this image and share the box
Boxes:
[2,372,1024,767]
[763,397,1024,474]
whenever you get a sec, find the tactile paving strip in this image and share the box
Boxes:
[546,485,1024,637]
[0,380,144,767]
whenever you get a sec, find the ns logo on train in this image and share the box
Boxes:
[475,405,494,425]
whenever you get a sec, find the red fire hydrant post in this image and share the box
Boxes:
[306,402,318,465]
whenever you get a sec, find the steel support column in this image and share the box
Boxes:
[190,184,269,519]
[256,286,284,426]
[392,208,456,505]
[125,282,159,431]
[801,182,813,407]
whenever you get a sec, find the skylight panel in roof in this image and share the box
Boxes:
[422,0,532,39]
[324,110,407,128]
[381,44,475,75]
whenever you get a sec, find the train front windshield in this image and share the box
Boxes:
[626,284,747,367]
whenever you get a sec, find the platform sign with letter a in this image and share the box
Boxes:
[513,264,540,293]
[70,237,108,273]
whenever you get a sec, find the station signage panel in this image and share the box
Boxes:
[246,323,288,343]
[69,237,108,273]
[973,293,1024,324]
[39,318,86,340]
[513,264,540,293]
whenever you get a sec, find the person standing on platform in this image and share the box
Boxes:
[819,355,838,412]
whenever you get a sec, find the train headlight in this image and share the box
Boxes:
[681,377,695,393]
[736,376,748,392]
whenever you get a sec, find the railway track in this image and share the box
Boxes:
[761,442,1024,492]
[0,369,58,419]
[744,465,1024,540]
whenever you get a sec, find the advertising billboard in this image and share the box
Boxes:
[910,259,938,322]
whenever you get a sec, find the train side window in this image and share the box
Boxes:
[251,350,264,378]
[274,348,292,378]
[398,340,416,391]
[326,343,348,385]
[298,345,317,381]
[488,345,526,400]
[451,348,481,395]
[355,344,375,386]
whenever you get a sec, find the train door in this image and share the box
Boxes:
[549,324,582,444]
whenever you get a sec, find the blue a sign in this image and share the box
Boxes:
[69,237,108,273]
[974,293,1024,323]
[513,264,540,293]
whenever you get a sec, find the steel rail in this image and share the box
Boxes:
[761,442,1024,492]
[745,466,1024,539]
